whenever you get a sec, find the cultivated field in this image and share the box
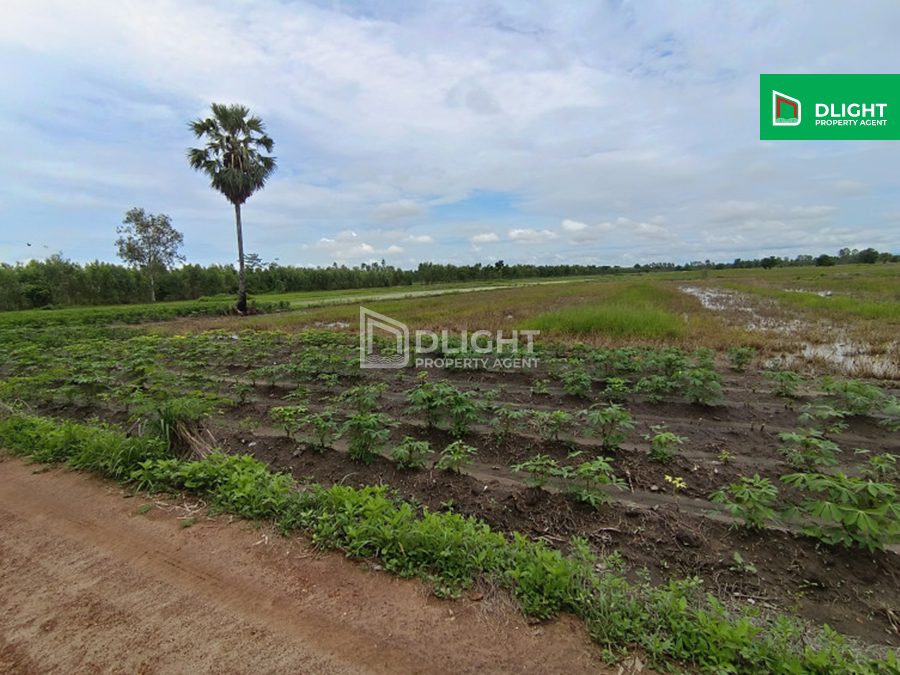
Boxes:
[2,265,899,674]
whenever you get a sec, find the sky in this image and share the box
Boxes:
[1,0,898,270]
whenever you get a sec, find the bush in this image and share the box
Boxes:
[710,475,779,531]
[782,472,900,553]
[340,412,398,464]
[389,436,431,470]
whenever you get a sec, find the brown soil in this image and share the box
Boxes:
[19,353,900,652]
[0,457,626,675]
[199,365,900,648]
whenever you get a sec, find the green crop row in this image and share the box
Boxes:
[1,410,896,675]
[0,298,290,328]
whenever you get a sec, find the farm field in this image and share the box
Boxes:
[2,266,900,673]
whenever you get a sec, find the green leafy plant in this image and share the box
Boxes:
[298,410,340,451]
[233,381,254,405]
[531,410,574,442]
[389,436,432,470]
[340,412,398,464]
[270,405,309,440]
[634,375,675,404]
[561,368,592,398]
[643,425,686,464]
[729,551,757,575]
[691,347,716,370]
[764,370,805,399]
[726,347,756,372]
[820,378,888,417]
[488,403,530,443]
[405,381,481,437]
[530,379,550,396]
[512,454,560,488]
[558,456,624,509]
[797,402,849,435]
[679,367,723,406]
[435,440,478,473]
[602,377,630,402]
[581,403,634,452]
[782,472,900,553]
[859,451,900,482]
[710,475,779,531]
[336,383,387,414]
[778,429,841,470]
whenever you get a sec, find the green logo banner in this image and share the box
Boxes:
[760,74,899,140]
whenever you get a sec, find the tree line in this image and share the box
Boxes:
[1,248,895,312]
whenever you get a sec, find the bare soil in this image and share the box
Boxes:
[0,457,624,675]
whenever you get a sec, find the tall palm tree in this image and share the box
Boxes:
[187,103,276,313]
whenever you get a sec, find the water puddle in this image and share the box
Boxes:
[679,285,898,378]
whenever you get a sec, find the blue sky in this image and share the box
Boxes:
[1,0,899,269]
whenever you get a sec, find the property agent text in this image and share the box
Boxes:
[815,103,888,126]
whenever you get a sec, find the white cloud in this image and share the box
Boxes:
[561,219,588,231]
[370,199,427,223]
[509,228,558,244]
[833,179,868,197]
[710,201,768,223]
[403,234,434,244]
[470,232,500,243]
[789,205,838,219]
[563,220,614,243]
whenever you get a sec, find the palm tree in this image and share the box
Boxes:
[187,103,276,313]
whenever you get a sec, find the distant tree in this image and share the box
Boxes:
[857,247,879,264]
[244,252,265,273]
[188,103,277,313]
[760,256,779,269]
[815,254,836,267]
[115,208,185,302]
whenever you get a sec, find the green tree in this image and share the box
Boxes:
[187,103,276,313]
[115,208,185,302]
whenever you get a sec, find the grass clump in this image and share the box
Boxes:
[526,284,684,339]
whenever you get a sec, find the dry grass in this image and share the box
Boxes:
[144,269,899,378]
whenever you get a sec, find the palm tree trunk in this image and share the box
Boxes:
[234,203,247,313]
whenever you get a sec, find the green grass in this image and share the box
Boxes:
[524,284,685,339]
[0,298,288,328]
[724,283,900,323]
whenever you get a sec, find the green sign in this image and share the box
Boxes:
[760,74,899,140]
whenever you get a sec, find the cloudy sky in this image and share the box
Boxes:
[1,0,898,269]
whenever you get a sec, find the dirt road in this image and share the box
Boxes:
[0,458,618,675]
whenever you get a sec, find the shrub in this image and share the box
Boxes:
[580,403,634,452]
[644,425,685,464]
[390,436,431,470]
[561,368,592,398]
[782,472,900,553]
[778,429,841,470]
[531,410,574,442]
[680,368,723,406]
[435,440,478,473]
[340,412,398,464]
[764,370,805,399]
[511,454,560,488]
[726,346,756,372]
[710,475,779,531]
